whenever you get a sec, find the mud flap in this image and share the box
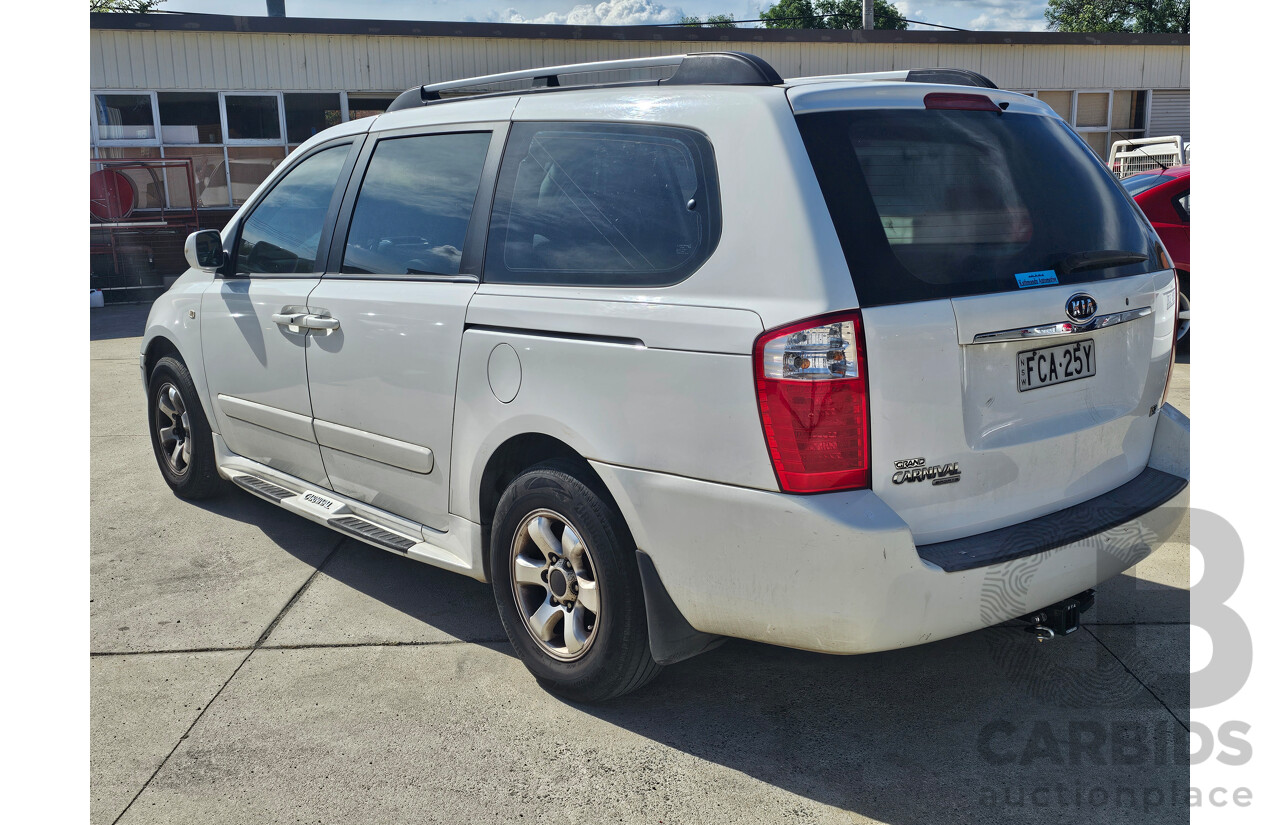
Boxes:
[636,549,725,665]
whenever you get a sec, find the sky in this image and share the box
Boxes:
[157,0,1054,32]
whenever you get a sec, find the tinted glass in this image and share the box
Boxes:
[341,132,490,276]
[485,122,720,287]
[158,92,222,144]
[1175,190,1189,221]
[798,109,1158,306]
[1121,173,1169,196]
[95,94,155,141]
[225,95,281,141]
[237,144,350,275]
[285,93,342,144]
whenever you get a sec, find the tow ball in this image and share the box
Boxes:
[1018,589,1095,642]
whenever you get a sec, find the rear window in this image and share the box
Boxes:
[484,122,720,287]
[797,109,1159,306]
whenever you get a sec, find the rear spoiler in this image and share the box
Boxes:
[787,68,998,89]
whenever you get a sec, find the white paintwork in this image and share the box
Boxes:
[304,278,477,532]
[486,344,521,404]
[200,278,328,485]
[864,270,1176,545]
[591,425,1187,653]
[312,419,435,474]
[140,71,1190,659]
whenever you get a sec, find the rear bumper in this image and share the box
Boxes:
[591,403,1189,655]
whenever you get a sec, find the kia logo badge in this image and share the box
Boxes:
[1065,293,1098,324]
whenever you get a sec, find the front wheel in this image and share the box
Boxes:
[147,356,223,500]
[490,460,660,702]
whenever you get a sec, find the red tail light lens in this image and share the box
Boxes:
[753,311,870,494]
[923,92,1001,113]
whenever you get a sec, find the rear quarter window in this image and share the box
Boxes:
[484,122,720,287]
[797,108,1159,306]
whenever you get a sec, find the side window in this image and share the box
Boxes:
[1174,189,1190,222]
[236,143,351,275]
[485,122,720,287]
[341,132,491,276]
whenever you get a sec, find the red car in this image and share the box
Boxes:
[1122,165,1190,340]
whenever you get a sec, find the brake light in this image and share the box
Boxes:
[923,92,1001,113]
[753,311,870,493]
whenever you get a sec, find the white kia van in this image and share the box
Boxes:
[143,53,1189,700]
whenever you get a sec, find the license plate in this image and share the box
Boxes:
[1017,339,1096,392]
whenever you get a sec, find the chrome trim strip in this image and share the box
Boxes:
[969,307,1152,345]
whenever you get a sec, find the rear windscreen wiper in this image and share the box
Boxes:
[1055,250,1149,277]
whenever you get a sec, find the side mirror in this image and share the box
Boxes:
[184,229,226,272]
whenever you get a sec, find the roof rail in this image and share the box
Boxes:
[386,51,784,111]
[788,68,999,89]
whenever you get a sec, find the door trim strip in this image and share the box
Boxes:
[313,418,435,474]
[217,394,316,442]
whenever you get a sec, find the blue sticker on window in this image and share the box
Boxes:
[1014,270,1059,288]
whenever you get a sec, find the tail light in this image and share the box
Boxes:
[753,311,870,494]
[923,92,1001,113]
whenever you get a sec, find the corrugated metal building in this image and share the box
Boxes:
[88,12,1190,298]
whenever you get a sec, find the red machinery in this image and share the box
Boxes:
[90,157,201,303]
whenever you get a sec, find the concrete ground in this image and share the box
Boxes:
[92,304,1192,825]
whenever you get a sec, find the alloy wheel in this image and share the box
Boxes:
[509,509,602,661]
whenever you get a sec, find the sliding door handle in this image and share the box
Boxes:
[271,312,306,327]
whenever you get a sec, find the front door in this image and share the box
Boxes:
[305,126,503,532]
[201,139,359,486]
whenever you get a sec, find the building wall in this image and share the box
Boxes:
[91,29,1190,93]
[88,22,1190,300]
[1149,89,1192,141]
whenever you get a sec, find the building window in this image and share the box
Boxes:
[93,93,158,142]
[347,95,397,121]
[1029,90,1150,158]
[90,89,398,211]
[158,93,222,144]
[285,93,343,145]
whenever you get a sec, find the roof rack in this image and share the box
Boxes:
[386,51,784,111]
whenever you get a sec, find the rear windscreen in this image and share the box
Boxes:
[797,109,1159,306]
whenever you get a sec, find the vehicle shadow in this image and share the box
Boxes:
[196,484,1188,822]
[580,595,1189,823]
[186,486,508,645]
[91,303,153,341]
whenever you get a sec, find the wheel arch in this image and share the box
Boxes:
[143,334,182,379]
[475,432,622,581]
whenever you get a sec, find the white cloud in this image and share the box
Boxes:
[962,0,1050,31]
[499,1,685,25]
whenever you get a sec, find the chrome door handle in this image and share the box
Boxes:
[301,315,340,331]
[271,312,306,327]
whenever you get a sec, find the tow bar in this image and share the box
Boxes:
[1018,589,1095,642]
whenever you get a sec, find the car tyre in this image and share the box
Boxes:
[491,459,660,702]
[147,355,223,500]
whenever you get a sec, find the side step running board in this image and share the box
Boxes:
[231,472,427,553]
[329,516,416,553]
[232,475,293,502]
[220,462,478,577]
